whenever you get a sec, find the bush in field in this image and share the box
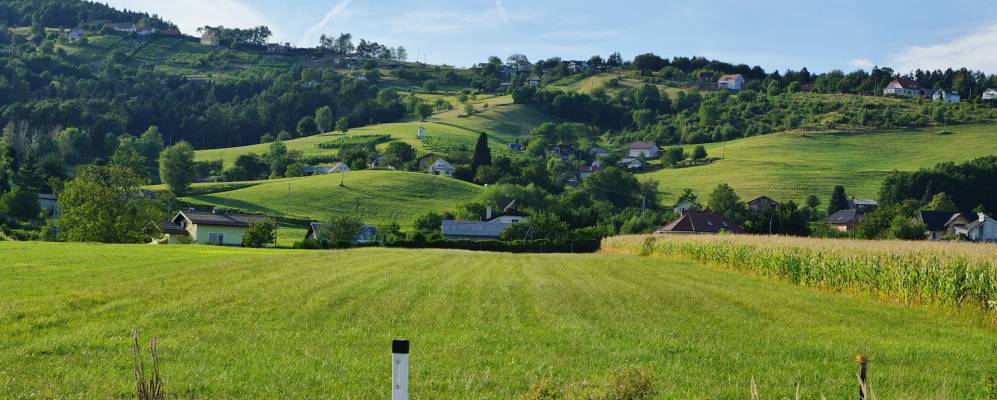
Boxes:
[242,218,277,248]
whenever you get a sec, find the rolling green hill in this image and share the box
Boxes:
[182,170,481,225]
[641,123,997,204]
[1,242,993,398]
[195,96,550,168]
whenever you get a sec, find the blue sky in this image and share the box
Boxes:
[104,0,997,73]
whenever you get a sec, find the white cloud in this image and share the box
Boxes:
[891,25,997,72]
[102,0,275,38]
[299,0,354,47]
[849,58,876,70]
[495,0,509,24]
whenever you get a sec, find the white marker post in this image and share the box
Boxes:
[392,339,409,400]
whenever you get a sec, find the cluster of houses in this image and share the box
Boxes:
[882,79,963,103]
[826,198,879,232]
[918,211,997,242]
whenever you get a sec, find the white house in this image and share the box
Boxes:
[883,79,923,97]
[330,162,350,173]
[429,159,455,177]
[983,89,997,101]
[956,213,997,242]
[717,74,745,91]
[417,127,426,139]
[627,142,660,158]
[932,89,960,103]
[618,157,643,170]
[68,28,85,41]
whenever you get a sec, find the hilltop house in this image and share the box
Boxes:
[932,89,961,103]
[627,142,660,158]
[717,74,745,91]
[107,22,136,33]
[305,222,378,244]
[429,159,455,177]
[201,31,220,46]
[983,89,997,101]
[827,209,861,232]
[617,157,643,170]
[747,196,780,215]
[160,211,264,246]
[883,79,923,97]
[329,162,351,173]
[654,211,744,234]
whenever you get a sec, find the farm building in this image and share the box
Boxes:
[883,79,923,97]
[416,153,437,170]
[201,31,220,46]
[919,210,956,240]
[305,222,378,244]
[950,213,997,242]
[747,196,780,215]
[429,159,455,177]
[717,74,745,91]
[329,162,351,173]
[485,201,528,224]
[932,89,960,103]
[828,209,861,232]
[160,211,264,246]
[68,28,85,41]
[627,142,660,158]
[304,165,336,175]
[654,211,744,235]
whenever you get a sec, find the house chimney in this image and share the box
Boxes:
[486,205,493,220]
[979,212,986,222]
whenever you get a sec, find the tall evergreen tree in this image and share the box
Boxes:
[471,132,492,173]
[828,185,849,214]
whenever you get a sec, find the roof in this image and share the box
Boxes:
[919,211,955,231]
[850,198,878,207]
[430,159,454,170]
[890,79,921,89]
[442,220,511,239]
[748,196,780,206]
[945,212,978,227]
[173,211,264,228]
[629,142,658,150]
[619,157,642,164]
[655,211,744,234]
[160,222,189,235]
[201,31,217,39]
[37,193,57,200]
[719,74,743,81]
[828,209,858,225]
[965,219,984,232]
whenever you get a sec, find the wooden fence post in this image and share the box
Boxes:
[856,354,869,400]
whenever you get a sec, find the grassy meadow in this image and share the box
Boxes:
[641,124,997,203]
[194,97,547,169]
[1,241,994,398]
[182,170,481,225]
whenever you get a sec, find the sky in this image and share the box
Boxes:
[102,0,997,74]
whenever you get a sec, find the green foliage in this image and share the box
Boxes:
[336,117,350,133]
[501,212,569,241]
[382,142,416,166]
[315,106,335,133]
[414,211,445,232]
[828,185,849,214]
[58,165,164,243]
[925,192,959,212]
[707,183,747,224]
[297,116,318,136]
[664,147,685,165]
[471,132,492,172]
[691,145,707,160]
[889,215,926,240]
[0,187,40,221]
[242,218,277,248]
[315,134,390,149]
[319,214,363,244]
[158,141,195,196]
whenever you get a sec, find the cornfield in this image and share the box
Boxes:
[603,235,997,319]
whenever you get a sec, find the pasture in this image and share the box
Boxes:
[182,170,481,225]
[0,242,993,398]
[641,124,997,203]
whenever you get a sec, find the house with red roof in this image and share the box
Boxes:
[717,74,745,91]
[883,79,924,97]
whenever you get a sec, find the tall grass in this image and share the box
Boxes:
[604,235,997,319]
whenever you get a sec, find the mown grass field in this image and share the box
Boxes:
[0,242,993,398]
[642,123,997,204]
[195,97,546,168]
[183,170,481,225]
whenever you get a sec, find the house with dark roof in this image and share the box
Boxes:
[918,210,956,240]
[654,211,744,235]
[828,209,861,232]
[485,200,528,224]
[747,196,780,215]
[883,79,923,97]
[617,157,643,170]
[160,211,265,246]
[848,198,878,214]
[305,222,378,244]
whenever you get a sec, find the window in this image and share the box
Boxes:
[208,233,224,245]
